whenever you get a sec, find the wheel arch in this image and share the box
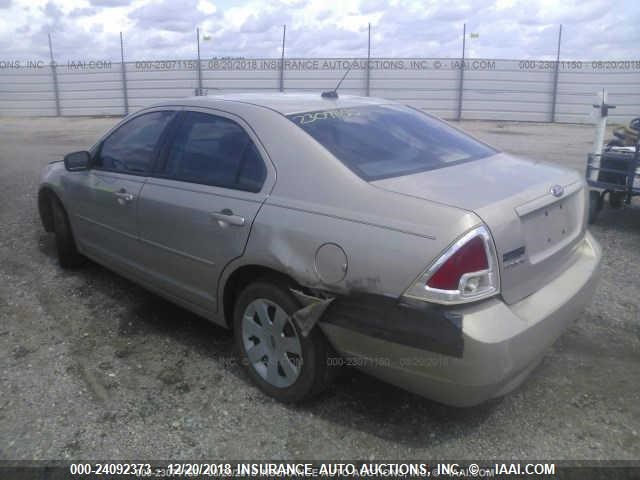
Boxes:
[38,185,61,232]
[221,264,302,329]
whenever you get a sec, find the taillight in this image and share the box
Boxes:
[426,236,488,290]
[403,225,500,305]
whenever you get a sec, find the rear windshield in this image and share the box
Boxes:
[287,105,497,181]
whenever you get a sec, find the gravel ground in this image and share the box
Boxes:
[0,116,638,460]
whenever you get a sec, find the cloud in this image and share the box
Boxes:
[360,0,387,15]
[89,0,131,6]
[42,1,63,21]
[129,0,206,33]
[69,7,99,17]
[0,0,638,61]
[239,11,289,34]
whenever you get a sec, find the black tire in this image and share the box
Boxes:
[233,280,333,403]
[605,139,625,150]
[588,190,603,224]
[51,198,84,269]
[609,192,624,209]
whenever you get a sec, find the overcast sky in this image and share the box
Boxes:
[1,0,638,61]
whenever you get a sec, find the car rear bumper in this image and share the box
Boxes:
[319,231,601,407]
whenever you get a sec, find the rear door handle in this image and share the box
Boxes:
[210,209,245,227]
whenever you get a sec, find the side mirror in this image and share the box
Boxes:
[64,151,91,171]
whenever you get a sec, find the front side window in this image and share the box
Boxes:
[95,111,174,174]
[287,105,497,181]
[162,111,266,192]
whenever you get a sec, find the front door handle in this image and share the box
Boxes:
[114,189,134,205]
[210,209,245,227]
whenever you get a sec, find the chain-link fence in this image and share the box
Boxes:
[1,28,639,123]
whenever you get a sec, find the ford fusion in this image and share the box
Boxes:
[38,93,601,406]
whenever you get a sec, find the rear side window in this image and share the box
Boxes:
[95,111,174,174]
[287,105,496,181]
[162,111,266,192]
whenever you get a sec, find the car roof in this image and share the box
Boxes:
[155,92,393,116]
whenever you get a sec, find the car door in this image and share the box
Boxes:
[64,109,177,272]
[136,109,274,312]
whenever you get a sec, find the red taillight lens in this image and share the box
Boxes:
[403,225,499,305]
[426,236,488,290]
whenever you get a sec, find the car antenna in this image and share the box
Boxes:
[321,60,355,99]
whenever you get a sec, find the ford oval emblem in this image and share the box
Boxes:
[550,184,564,197]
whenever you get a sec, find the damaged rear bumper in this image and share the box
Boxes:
[316,232,602,407]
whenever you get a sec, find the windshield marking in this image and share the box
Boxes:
[291,109,360,125]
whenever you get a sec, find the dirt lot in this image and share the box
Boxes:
[0,117,638,460]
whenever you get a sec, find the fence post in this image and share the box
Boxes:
[366,23,371,96]
[120,32,129,115]
[550,24,562,123]
[47,33,61,117]
[196,28,203,95]
[279,24,286,92]
[456,23,466,121]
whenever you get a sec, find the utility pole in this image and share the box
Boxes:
[456,23,466,121]
[48,33,61,116]
[196,27,203,95]
[366,23,371,96]
[279,24,286,92]
[120,32,129,115]
[550,24,563,122]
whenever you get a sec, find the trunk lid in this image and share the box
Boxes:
[372,153,588,304]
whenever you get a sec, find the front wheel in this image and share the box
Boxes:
[51,198,84,268]
[233,280,333,403]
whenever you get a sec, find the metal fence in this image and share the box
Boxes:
[1,28,639,123]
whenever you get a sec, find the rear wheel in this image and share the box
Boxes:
[233,280,332,403]
[588,190,603,224]
[51,198,84,269]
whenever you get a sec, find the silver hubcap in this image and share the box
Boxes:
[242,298,302,388]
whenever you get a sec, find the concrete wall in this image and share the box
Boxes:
[1,58,638,123]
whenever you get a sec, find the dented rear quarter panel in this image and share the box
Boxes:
[237,196,481,298]
[216,100,481,302]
